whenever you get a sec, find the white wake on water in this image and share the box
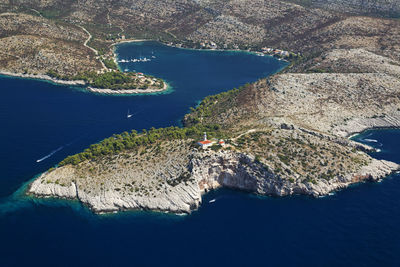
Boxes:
[36,136,83,163]
[36,146,64,162]
[364,139,378,143]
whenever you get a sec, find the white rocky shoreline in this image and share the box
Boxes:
[26,129,400,215]
[0,70,169,95]
[87,82,169,95]
[0,70,86,86]
[336,115,400,139]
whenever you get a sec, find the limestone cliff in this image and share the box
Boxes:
[28,148,398,214]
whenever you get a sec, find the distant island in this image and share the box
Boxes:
[1,0,400,214]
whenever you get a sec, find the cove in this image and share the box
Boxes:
[1,42,400,266]
[0,41,286,198]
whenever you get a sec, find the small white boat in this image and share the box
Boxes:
[209,199,216,203]
[130,57,152,63]
[127,109,133,119]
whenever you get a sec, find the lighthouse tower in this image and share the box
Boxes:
[198,132,212,149]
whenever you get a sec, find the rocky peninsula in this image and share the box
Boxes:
[27,130,398,214]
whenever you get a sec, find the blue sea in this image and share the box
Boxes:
[1,42,399,266]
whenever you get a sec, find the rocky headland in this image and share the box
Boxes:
[27,136,398,214]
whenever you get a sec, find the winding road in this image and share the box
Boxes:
[78,25,108,70]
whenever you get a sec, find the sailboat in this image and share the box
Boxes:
[127,109,133,118]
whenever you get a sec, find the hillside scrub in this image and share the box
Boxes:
[59,124,224,166]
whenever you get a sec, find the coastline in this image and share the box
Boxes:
[112,39,290,63]
[0,70,171,95]
[86,81,171,95]
[111,38,154,47]
[0,40,283,97]
[347,126,400,140]
[338,114,400,139]
[12,41,400,215]
[26,143,400,215]
[0,70,86,86]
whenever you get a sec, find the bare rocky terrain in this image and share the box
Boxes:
[289,0,400,17]
[1,0,400,66]
[0,12,102,76]
[28,127,398,213]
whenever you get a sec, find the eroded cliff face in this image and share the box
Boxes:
[192,151,398,197]
[29,164,202,214]
[29,140,203,214]
[28,147,399,214]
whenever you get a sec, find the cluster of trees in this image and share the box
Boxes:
[102,58,118,70]
[46,69,64,79]
[91,71,132,88]
[59,124,223,166]
[185,84,248,126]
[46,69,164,90]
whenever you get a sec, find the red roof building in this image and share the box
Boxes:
[198,132,213,149]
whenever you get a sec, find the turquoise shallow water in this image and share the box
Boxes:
[1,42,400,266]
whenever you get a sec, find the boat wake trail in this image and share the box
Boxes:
[364,139,378,143]
[36,136,84,163]
[36,146,64,163]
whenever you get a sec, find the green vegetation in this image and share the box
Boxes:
[102,58,118,70]
[59,124,224,166]
[40,9,62,19]
[91,71,132,88]
[46,69,165,90]
[184,84,249,126]
[309,68,327,73]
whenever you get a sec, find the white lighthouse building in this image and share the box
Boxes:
[197,132,213,149]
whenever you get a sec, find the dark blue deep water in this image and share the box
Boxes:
[1,42,399,266]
